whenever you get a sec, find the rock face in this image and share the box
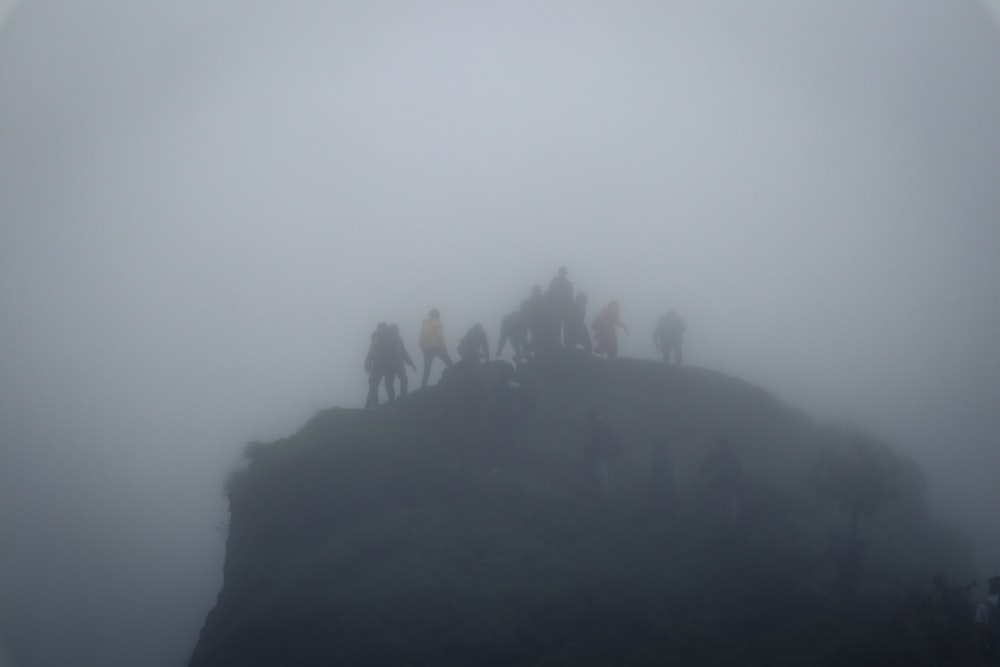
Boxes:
[189,354,974,667]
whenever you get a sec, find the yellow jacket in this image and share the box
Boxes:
[419,318,445,351]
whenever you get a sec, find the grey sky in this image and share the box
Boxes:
[2,2,1000,665]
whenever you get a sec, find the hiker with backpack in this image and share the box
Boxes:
[364,323,395,408]
[976,576,1000,663]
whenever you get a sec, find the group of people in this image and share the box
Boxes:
[363,267,687,407]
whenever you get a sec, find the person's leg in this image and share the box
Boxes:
[675,338,683,366]
[397,367,408,396]
[421,349,433,388]
[366,371,381,408]
[383,368,396,402]
[440,347,454,367]
[497,330,508,358]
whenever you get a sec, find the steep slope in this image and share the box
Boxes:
[189,354,975,666]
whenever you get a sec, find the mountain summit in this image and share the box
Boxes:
[189,354,974,666]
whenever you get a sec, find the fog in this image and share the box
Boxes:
[1,2,999,665]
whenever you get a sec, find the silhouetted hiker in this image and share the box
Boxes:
[546,267,574,347]
[419,308,453,388]
[976,576,1000,663]
[700,438,742,522]
[365,323,395,408]
[565,291,592,354]
[584,409,622,501]
[592,301,628,359]
[387,323,416,397]
[496,309,529,364]
[653,310,686,365]
[458,323,490,364]
[648,438,674,511]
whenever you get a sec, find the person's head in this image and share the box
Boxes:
[558,266,568,278]
[429,308,440,320]
[474,323,483,332]
[376,322,388,332]
[388,324,399,335]
[989,576,1000,596]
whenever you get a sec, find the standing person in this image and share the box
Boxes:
[653,310,686,365]
[365,323,394,408]
[583,409,622,501]
[565,291,593,354]
[648,438,675,511]
[387,323,417,397]
[976,576,1000,664]
[592,301,629,359]
[546,267,574,348]
[419,308,453,388]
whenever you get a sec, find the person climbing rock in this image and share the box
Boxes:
[653,310,686,365]
[458,323,490,364]
[592,301,628,359]
[419,308,453,388]
[497,308,530,365]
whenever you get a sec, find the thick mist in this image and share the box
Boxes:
[2,2,999,665]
